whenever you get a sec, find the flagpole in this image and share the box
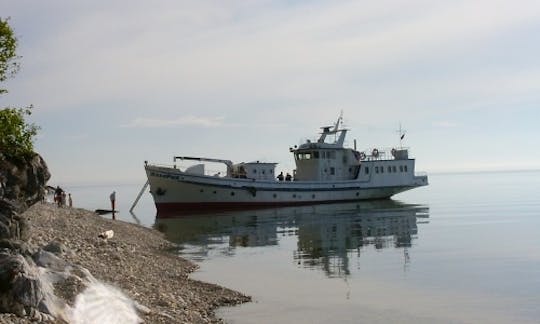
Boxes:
[397,123,406,149]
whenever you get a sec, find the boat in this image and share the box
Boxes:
[144,115,428,214]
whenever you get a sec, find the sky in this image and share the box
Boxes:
[2,0,540,185]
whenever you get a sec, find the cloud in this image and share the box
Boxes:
[432,121,459,128]
[7,0,540,119]
[122,116,224,128]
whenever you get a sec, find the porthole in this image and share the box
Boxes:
[213,191,217,194]
[356,192,360,197]
[312,194,316,199]
[293,194,297,198]
[273,194,277,198]
[199,189,204,193]
[231,192,235,196]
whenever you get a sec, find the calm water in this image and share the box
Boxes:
[68,171,540,323]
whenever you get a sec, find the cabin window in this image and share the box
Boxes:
[365,167,369,174]
[404,165,408,172]
[375,166,379,173]
[253,169,257,173]
[380,166,384,173]
[388,166,392,173]
[392,166,397,172]
[400,165,404,172]
[330,167,335,175]
[262,170,265,174]
[297,152,312,160]
[314,151,320,159]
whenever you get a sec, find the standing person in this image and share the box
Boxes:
[54,186,63,207]
[68,193,73,208]
[110,191,116,211]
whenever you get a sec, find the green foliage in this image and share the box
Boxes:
[0,18,38,160]
[0,106,39,159]
[0,17,19,95]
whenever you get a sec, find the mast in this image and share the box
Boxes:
[396,123,406,149]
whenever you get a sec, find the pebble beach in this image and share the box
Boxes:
[13,203,250,323]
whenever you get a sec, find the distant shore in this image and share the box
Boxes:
[22,203,250,323]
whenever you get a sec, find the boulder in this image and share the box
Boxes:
[0,153,50,209]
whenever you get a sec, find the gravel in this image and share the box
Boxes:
[17,203,250,323]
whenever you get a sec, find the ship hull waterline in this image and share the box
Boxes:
[146,166,426,217]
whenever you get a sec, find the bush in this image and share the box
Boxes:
[0,106,39,160]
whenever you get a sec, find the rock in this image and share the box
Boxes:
[32,250,68,272]
[0,153,50,209]
[0,200,29,242]
[0,152,54,320]
[42,241,68,255]
[98,230,114,240]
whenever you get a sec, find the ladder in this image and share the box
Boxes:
[130,180,149,213]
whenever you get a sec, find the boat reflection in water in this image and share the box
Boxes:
[154,200,429,277]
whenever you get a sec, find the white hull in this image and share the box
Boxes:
[145,165,428,214]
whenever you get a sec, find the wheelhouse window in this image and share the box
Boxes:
[295,152,313,160]
[365,167,369,174]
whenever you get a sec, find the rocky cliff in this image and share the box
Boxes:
[0,152,58,321]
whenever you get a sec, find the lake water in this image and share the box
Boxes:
[66,171,540,323]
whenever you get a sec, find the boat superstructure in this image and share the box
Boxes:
[145,116,428,214]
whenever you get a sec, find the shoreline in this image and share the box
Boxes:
[21,203,250,323]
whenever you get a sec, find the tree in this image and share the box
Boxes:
[0,17,19,95]
[0,106,39,159]
[0,18,39,160]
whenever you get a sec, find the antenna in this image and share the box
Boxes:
[396,123,406,148]
[333,110,344,132]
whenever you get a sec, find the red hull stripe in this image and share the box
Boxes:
[155,198,390,217]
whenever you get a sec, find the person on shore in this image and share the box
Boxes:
[285,173,292,181]
[54,186,64,207]
[68,193,73,208]
[110,191,116,211]
[277,172,284,181]
[61,191,67,207]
